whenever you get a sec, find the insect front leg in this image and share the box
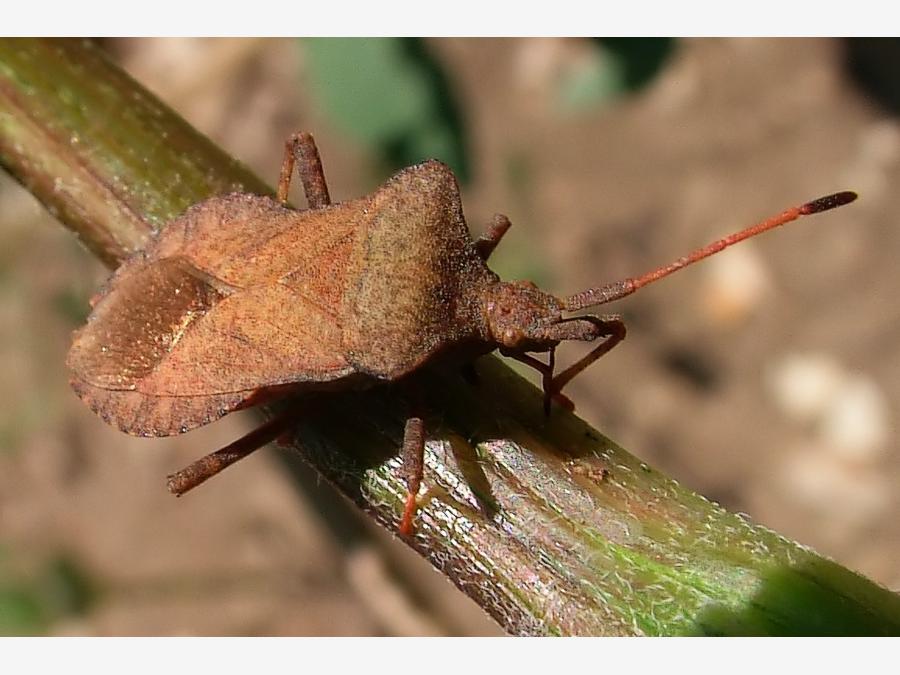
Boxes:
[277,131,331,209]
[502,348,573,415]
[399,416,426,536]
[503,349,555,412]
[475,213,512,261]
[548,316,626,404]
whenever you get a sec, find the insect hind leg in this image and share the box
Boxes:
[167,407,300,496]
[277,131,331,209]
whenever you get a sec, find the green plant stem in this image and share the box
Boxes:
[2,38,898,636]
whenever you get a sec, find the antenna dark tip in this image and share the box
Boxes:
[800,191,858,215]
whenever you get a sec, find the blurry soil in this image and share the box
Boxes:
[0,38,897,635]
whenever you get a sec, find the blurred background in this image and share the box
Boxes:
[0,37,898,635]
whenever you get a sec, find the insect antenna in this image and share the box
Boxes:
[562,191,858,312]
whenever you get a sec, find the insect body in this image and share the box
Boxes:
[69,160,494,435]
[67,132,857,534]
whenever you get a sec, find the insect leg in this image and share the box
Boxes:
[503,349,574,415]
[166,408,299,496]
[504,350,553,413]
[277,131,331,209]
[399,416,425,536]
[549,317,626,403]
[475,213,512,261]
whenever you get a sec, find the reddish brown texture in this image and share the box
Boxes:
[68,157,503,432]
[67,134,510,526]
[166,405,302,495]
[66,132,859,533]
[399,416,425,536]
[278,131,331,208]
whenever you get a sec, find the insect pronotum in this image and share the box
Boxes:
[67,132,857,534]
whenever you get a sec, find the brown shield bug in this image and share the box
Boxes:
[67,131,857,534]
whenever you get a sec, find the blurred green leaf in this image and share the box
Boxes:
[0,550,96,635]
[303,38,469,182]
[305,38,431,141]
[598,38,676,92]
[0,587,46,635]
[560,38,676,111]
[560,52,627,110]
[39,555,96,619]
